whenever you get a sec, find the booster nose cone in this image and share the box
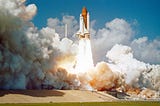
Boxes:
[82,7,88,28]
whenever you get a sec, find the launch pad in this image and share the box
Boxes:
[0,90,117,103]
[0,90,159,106]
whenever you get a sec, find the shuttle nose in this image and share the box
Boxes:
[82,7,87,16]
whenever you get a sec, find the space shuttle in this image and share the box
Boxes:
[76,7,90,39]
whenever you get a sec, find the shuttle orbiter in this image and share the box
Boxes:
[76,7,90,39]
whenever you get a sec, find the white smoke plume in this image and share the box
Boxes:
[106,44,160,91]
[92,18,133,62]
[92,18,160,65]
[106,44,146,87]
[0,0,37,20]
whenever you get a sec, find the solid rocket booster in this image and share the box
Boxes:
[76,7,90,39]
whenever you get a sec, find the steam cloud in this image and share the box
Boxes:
[0,0,160,99]
[106,44,160,91]
[0,0,79,89]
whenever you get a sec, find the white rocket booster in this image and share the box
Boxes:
[76,7,90,39]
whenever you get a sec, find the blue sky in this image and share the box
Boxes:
[27,0,160,40]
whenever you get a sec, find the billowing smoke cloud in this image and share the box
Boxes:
[0,0,37,20]
[0,0,79,90]
[91,18,160,64]
[106,44,146,87]
[106,44,160,91]
[89,62,124,91]
[92,18,134,62]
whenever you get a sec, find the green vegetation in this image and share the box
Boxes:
[0,101,160,106]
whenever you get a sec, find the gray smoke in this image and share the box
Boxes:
[0,0,79,90]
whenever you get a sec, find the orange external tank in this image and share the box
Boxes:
[82,7,87,29]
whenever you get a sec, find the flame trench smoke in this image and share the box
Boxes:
[0,0,160,99]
